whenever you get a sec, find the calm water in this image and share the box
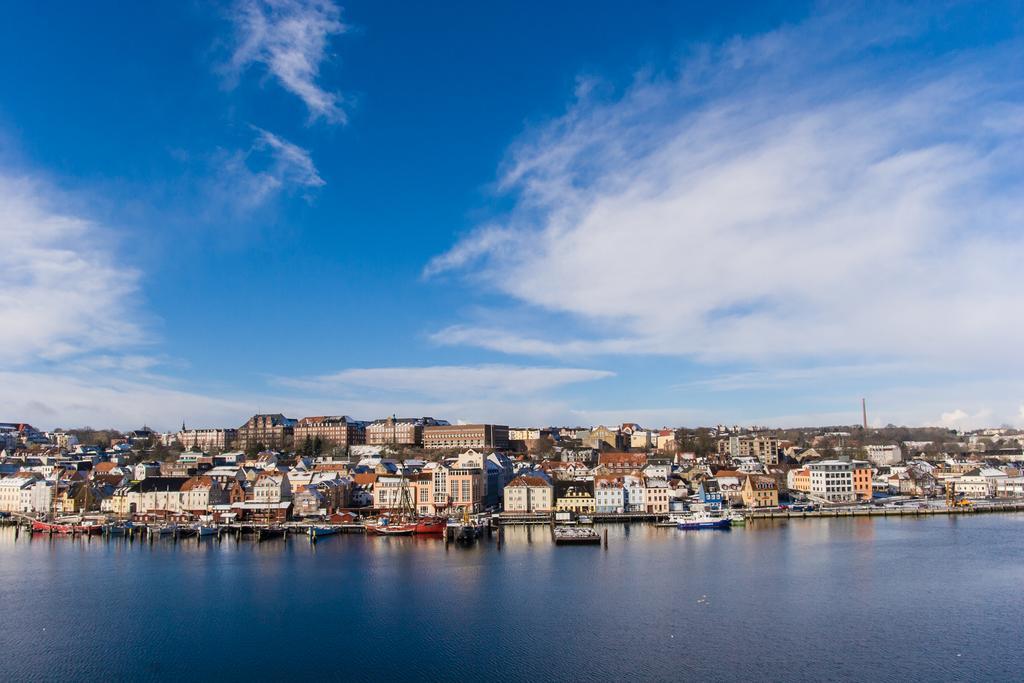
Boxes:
[1,515,1022,682]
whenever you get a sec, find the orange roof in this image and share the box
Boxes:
[352,473,378,486]
[94,462,117,474]
[181,475,214,491]
[508,475,550,487]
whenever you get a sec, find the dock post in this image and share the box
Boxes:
[497,526,503,550]
[603,529,608,549]
[14,524,19,541]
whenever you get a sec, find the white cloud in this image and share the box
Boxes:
[228,0,347,124]
[212,127,324,210]
[935,408,993,430]
[279,364,614,399]
[426,10,1024,376]
[0,175,143,364]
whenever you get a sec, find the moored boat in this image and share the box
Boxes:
[32,519,103,535]
[256,526,285,541]
[104,522,135,536]
[414,516,446,535]
[675,503,732,530]
[308,525,340,540]
[677,516,732,530]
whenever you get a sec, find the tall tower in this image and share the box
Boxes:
[861,398,868,430]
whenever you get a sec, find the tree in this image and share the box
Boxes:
[313,435,323,457]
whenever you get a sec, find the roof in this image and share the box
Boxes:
[129,477,191,493]
[181,475,215,492]
[598,453,648,466]
[508,474,551,488]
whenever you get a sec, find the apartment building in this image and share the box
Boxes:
[742,475,779,508]
[808,460,856,503]
[503,474,554,513]
[366,417,449,446]
[294,416,366,449]
[177,428,237,452]
[236,414,296,451]
[422,424,509,450]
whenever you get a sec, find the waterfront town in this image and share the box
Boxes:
[2,413,1024,537]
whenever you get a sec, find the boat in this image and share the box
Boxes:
[157,523,180,536]
[104,522,135,536]
[414,516,446,535]
[455,523,478,544]
[193,525,218,537]
[676,510,732,530]
[366,518,418,535]
[308,525,340,540]
[728,511,747,526]
[31,518,103,535]
[256,526,285,541]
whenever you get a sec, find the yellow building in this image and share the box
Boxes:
[554,480,596,513]
[742,475,779,508]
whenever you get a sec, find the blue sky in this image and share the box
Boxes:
[1,1,1023,431]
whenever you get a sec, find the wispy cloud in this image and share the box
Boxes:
[426,6,1024,378]
[0,174,144,364]
[211,126,324,211]
[228,0,347,124]
[278,364,614,399]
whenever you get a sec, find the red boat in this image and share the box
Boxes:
[31,519,103,535]
[414,516,446,535]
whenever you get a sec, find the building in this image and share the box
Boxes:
[0,472,40,512]
[630,430,653,450]
[366,417,448,446]
[124,477,191,517]
[644,479,671,514]
[554,480,596,514]
[236,414,296,452]
[293,416,366,450]
[594,475,626,513]
[251,472,292,504]
[742,475,779,508]
[865,445,903,467]
[180,475,226,515]
[436,459,487,513]
[583,426,621,451]
[503,474,554,513]
[852,460,873,500]
[177,428,237,452]
[697,479,723,508]
[422,424,510,450]
[808,460,856,503]
[597,452,648,472]
[787,467,812,493]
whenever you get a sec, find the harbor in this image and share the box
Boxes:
[1,514,1023,681]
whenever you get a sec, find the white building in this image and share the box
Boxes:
[808,460,856,503]
[503,474,553,513]
[865,445,902,467]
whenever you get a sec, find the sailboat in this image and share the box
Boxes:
[367,474,422,536]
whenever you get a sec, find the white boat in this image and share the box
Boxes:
[675,504,731,530]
